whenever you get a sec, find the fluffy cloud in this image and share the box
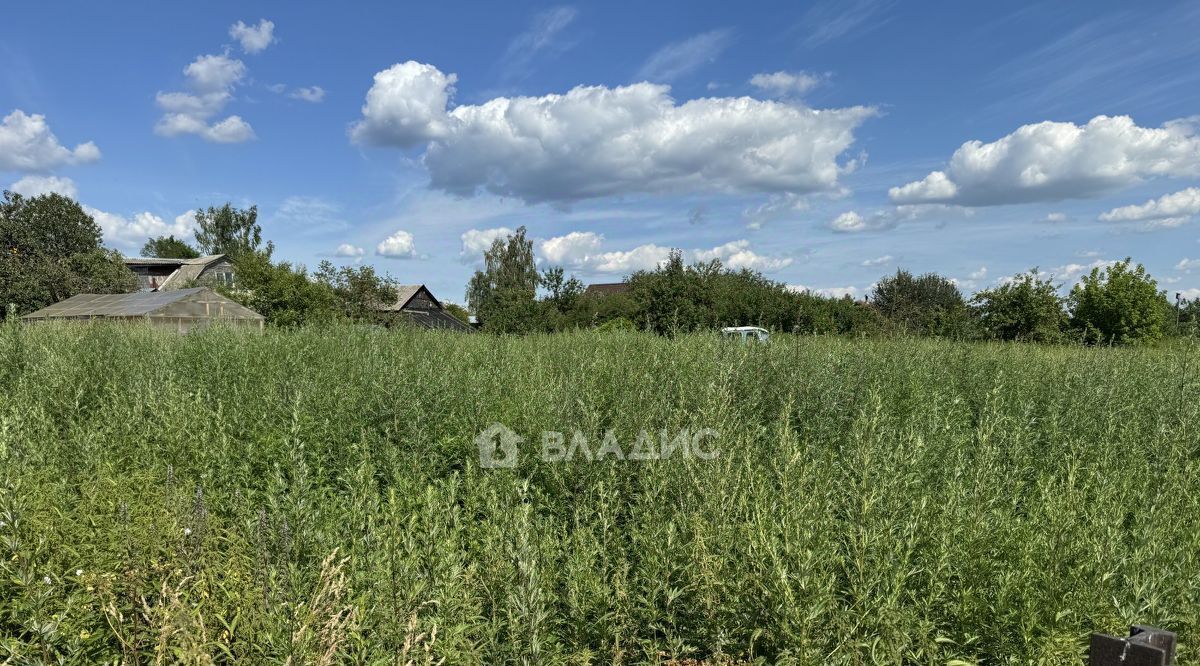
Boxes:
[1176,258,1200,273]
[376,230,417,258]
[1099,187,1200,224]
[749,71,824,97]
[537,232,791,274]
[830,204,969,233]
[351,61,874,204]
[229,19,276,54]
[789,284,860,299]
[1048,258,1119,283]
[890,115,1200,206]
[693,240,793,271]
[635,29,734,82]
[334,243,365,258]
[350,62,458,148]
[185,54,247,93]
[289,86,326,103]
[460,226,515,262]
[155,53,255,143]
[861,255,892,267]
[9,175,78,199]
[87,207,198,250]
[0,110,100,172]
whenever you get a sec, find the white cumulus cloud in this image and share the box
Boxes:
[289,86,326,103]
[155,53,255,143]
[789,284,860,299]
[1099,187,1200,224]
[460,226,515,262]
[229,19,276,54]
[861,255,892,267]
[537,232,790,274]
[830,204,969,233]
[9,175,78,199]
[376,230,417,258]
[350,61,874,204]
[334,243,365,258]
[0,110,100,172]
[87,207,198,251]
[1176,258,1200,273]
[889,115,1200,206]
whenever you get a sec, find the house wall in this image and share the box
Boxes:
[405,290,439,311]
[129,265,179,291]
[197,260,236,287]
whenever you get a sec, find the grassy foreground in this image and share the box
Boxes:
[0,323,1196,665]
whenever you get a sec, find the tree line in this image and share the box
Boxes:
[3,191,1196,344]
[468,227,1198,345]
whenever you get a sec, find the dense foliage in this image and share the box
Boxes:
[141,235,201,259]
[0,192,136,318]
[972,270,1067,342]
[1068,259,1170,345]
[194,203,271,259]
[0,324,1196,663]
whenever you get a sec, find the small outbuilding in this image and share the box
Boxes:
[21,287,264,332]
[375,284,472,331]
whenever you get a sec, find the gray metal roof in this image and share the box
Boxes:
[22,287,263,321]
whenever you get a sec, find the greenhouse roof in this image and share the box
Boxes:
[21,288,263,321]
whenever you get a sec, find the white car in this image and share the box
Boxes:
[721,326,769,343]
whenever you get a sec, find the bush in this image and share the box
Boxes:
[972,270,1067,342]
[1068,259,1169,345]
[871,269,975,338]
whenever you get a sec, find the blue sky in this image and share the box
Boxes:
[4,1,1200,303]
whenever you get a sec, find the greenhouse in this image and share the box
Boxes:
[21,287,264,332]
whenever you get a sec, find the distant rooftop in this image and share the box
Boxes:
[583,282,630,297]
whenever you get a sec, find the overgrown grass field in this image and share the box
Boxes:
[0,323,1196,664]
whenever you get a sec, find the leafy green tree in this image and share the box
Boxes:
[972,270,1066,342]
[466,226,542,333]
[1068,259,1169,345]
[141,234,200,259]
[871,269,974,337]
[313,260,399,322]
[0,191,136,317]
[443,302,472,325]
[215,252,338,327]
[194,203,272,259]
[537,266,585,330]
[628,251,716,334]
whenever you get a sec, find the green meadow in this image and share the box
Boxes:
[0,323,1196,664]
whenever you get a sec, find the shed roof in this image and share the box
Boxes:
[22,287,263,321]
